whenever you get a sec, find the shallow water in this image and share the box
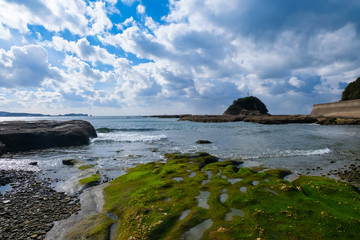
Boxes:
[180,219,213,240]
[239,186,247,194]
[228,178,242,184]
[225,208,245,221]
[179,209,191,221]
[0,116,359,193]
[196,191,210,209]
[264,188,279,196]
[0,184,12,194]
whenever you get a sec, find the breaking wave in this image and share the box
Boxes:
[243,148,331,160]
[93,132,167,143]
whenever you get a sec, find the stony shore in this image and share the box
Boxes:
[0,170,80,240]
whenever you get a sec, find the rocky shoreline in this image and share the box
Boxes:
[66,152,360,239]
[150,114,360,125]
[0,170,80,240]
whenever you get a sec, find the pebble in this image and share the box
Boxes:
[0,170,80,240]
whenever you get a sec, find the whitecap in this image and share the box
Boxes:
[93,132,167,143]
[241,148,331,160]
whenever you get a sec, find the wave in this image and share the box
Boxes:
[279,148,331,157]
[93,132,167,143]
[243,148,331,160]
[96,127,159,133]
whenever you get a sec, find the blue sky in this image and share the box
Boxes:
[0,0,359,115]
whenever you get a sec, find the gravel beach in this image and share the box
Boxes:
[0,170,80,240]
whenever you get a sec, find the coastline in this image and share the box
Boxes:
[1,118,360,239]
[150,114,360,125]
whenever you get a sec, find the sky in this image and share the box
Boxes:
[0,0,359,116]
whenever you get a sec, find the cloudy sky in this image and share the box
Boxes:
[0,0,359,115]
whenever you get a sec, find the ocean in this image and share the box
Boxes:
[0,116,359,193]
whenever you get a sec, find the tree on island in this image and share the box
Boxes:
[341,77,360,101]
[223,96,269,115]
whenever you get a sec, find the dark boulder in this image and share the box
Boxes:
[196,140,212,144]
[0,141,6,155]
[0,120,97,155]
[62,159,79,166]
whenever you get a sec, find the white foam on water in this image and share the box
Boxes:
[241,148,331,160]
[93,132,167,143]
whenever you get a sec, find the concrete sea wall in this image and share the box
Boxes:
[311,99,360,118]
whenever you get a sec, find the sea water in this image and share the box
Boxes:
[0,116,359,193]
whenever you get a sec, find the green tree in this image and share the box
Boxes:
[341,77,360,101]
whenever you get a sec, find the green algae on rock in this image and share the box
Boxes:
[78,164,95,170]
[79,174,101,185]
[68,153,360,239]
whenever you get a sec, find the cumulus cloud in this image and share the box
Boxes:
[289,77,303,88]
[0,23,11,40]
[99,0,360,113]
[136,4,145,14]
[0,45,57,87]
[0,0,113,36]
[0,0,360,115]
[51,36,129,67]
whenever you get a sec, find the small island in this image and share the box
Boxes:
[152,77,360,125]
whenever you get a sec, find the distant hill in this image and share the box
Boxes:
[0,111,89,117]
[223,96,269,116]
[342,77,360,101]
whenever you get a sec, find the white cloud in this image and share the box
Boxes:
[51,36,129,67]
[136,4,146,14]
[0,0,113,36]
[87,1,113,35]
[98,0,360,114]
[0,45,56,87]
[0,23,11,40]
[289,77,303,88]
[0,0,359,115]
[120,0,137,6]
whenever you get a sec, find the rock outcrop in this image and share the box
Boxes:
[223,96,268,116]
[0,120,97,155]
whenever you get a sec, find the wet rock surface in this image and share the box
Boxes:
[0,170,80,240]
[0,120,97,155]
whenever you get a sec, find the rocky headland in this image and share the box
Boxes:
[0,120,97,156]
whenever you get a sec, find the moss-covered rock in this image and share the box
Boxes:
[78,164,95,170]
[70,153,360,239]
[79,174,101,185]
